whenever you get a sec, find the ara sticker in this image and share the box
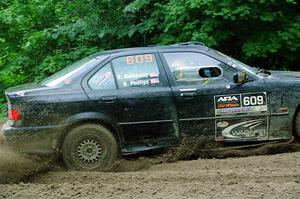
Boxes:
[215,94,241,110]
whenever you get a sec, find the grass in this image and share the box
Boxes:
[0,117,6,124]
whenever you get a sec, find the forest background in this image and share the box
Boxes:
[0,0,299,116]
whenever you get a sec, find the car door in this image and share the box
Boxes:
[159,50,269,142]
[84,51,178,148]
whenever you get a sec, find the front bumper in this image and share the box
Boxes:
[1,121,62,155]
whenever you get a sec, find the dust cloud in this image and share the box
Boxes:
[0,146,52,184]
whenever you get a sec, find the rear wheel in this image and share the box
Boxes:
[295,111,300,141]
[62,124,119,170]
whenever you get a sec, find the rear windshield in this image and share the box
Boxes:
[41,55,108,87]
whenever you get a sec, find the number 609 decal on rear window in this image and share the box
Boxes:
[215,92,267,116]
[126,54,153,65]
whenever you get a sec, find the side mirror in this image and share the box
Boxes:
[233,72,247,84]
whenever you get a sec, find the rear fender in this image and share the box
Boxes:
[57,112,123,153]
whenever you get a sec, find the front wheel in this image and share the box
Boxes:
[294,111,300,141]
[62,124,119,171]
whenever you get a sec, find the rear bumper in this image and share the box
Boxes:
[0,124,6,145]
[1,121,62,155]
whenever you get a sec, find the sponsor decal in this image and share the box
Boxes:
[16,91,25,96]
[150,78,160,84]
[216,118,268,140]
[217,121,229,128]
[149,72,159,78]
[123,73,149,79]
[126,79,149,87]
[217,96,239,102]
[118,72,159,80]
[221,119,266,138]
[215,94,241,110]
[63,79,72,85]
[214,93,267,116]
[124,77,160,87]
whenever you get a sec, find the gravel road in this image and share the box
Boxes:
[0,151,300,199]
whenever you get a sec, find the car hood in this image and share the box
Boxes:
[268,70,300,81]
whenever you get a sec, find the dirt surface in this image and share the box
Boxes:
[0,152,299,199]
[1,118,300,199]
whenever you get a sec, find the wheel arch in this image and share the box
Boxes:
[293,104,300,137]
[56,112,123,154]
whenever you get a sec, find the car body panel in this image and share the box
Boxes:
[1,43,299,156]
[264,73,300,140]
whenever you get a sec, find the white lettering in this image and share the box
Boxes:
[217,96,239,102]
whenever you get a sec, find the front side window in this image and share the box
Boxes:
[163,52,236,85]
[88,63,116,90]
[112,54,162,89]
[209,49,257,75]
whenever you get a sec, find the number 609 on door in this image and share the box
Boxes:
[242,93,267,107]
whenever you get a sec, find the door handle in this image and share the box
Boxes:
[101,96,117,103]
[180,92,197,99]
[179,88,197,99]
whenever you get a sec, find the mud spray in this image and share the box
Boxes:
[161,136,300,162]
[0,135,300,184]
[112,137,300,172]
[0,146,53,184]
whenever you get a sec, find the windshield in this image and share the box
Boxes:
[209,49,258,75]
[41,54,108,87]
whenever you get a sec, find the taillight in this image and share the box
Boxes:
[8,109,22,121]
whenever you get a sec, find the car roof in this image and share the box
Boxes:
[91,42,209,57]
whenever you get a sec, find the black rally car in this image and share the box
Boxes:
[1,42,300,170]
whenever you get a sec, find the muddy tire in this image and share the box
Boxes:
[295,111,300,141]
[62,124,119,171]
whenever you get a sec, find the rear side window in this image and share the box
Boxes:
[88,63,116,90]
[41,55,109,87]
[112,54,162,88]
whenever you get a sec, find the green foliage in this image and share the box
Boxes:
[0,103,5,117]
[0,0,299,115]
